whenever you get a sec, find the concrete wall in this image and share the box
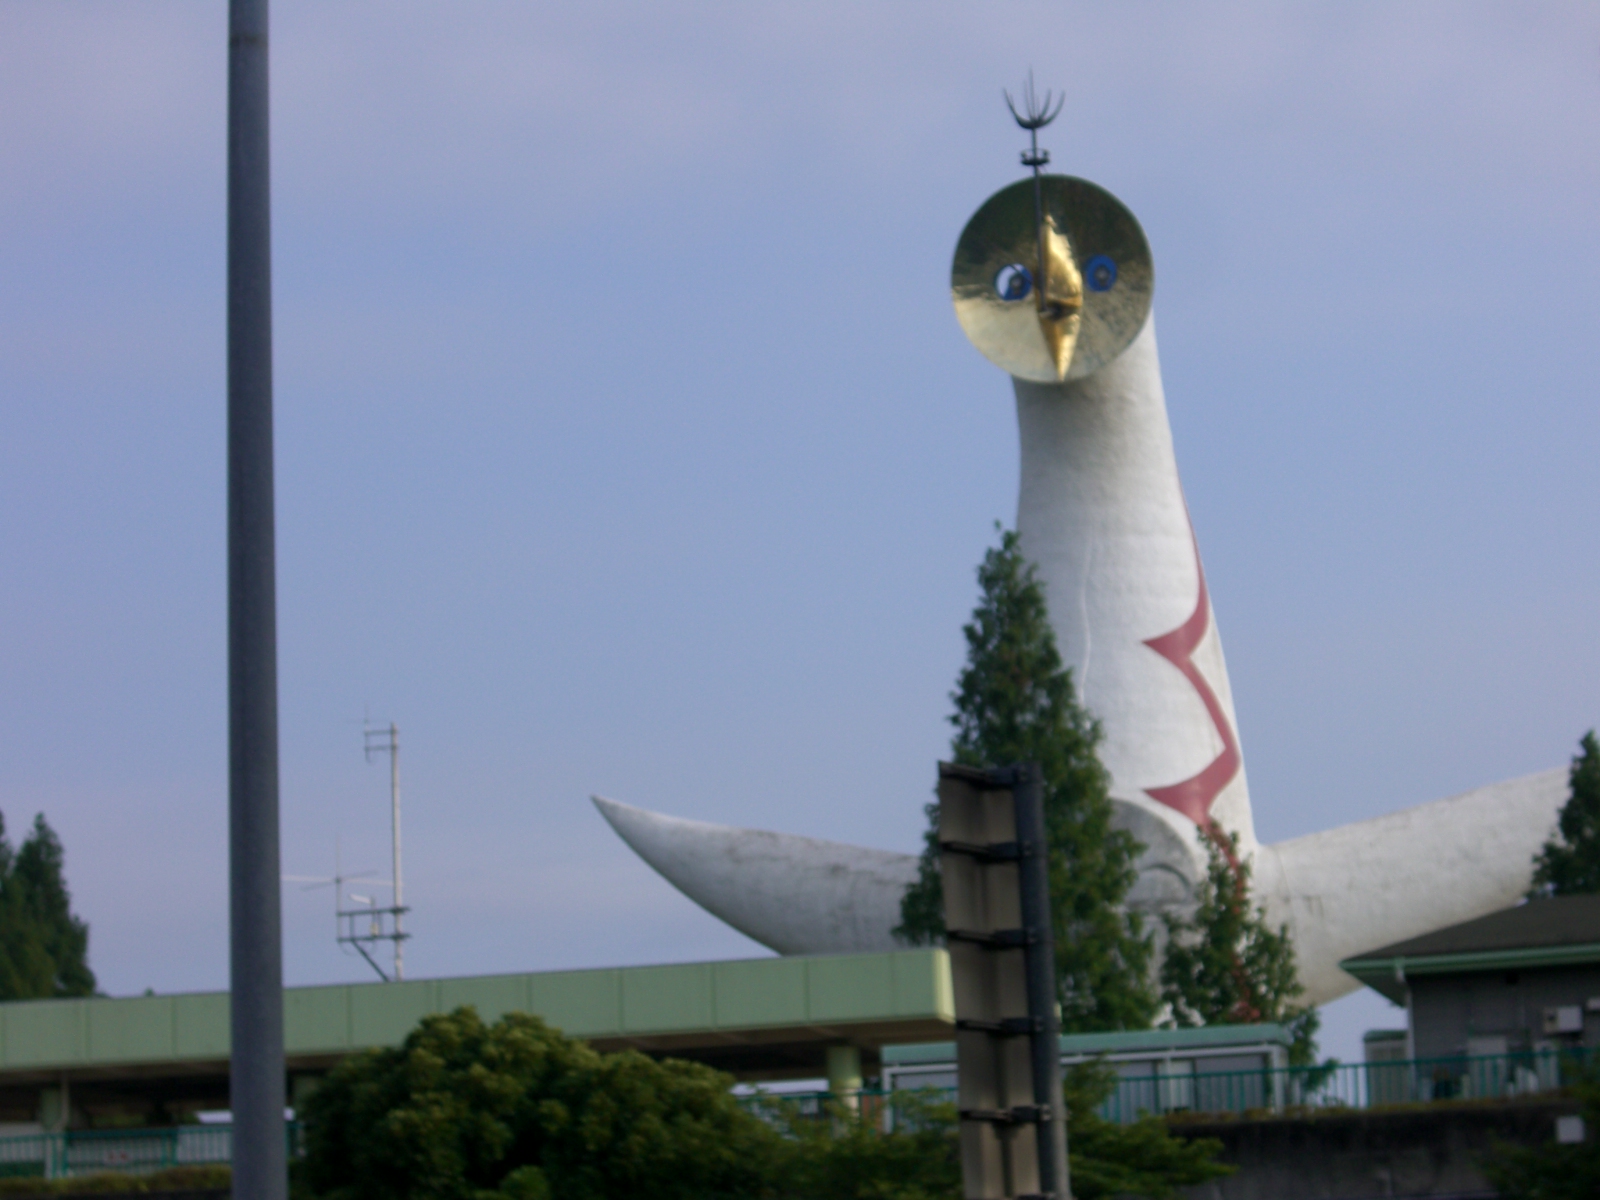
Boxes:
[1175,1099,1580,1200]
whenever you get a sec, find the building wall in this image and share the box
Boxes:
[1409,965,1600,1060]
[1176,1098,1580,1200]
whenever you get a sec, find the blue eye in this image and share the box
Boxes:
[1085,255,1117,292]
[995,264,1033,302]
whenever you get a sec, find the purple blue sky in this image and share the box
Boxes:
[2,2,1598,1064]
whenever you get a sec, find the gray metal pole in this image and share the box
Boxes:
[389,723,403,982]
[228,3,287,1200]
[1013,763,1070,1198]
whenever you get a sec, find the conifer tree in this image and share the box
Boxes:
[1529,731,1600,897]
[898,527,1157,1031]
[1160,825,1318,1066]
[0,813,95,1000]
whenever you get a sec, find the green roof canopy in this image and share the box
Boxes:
[0,949,953,1088]
[1340,896,1600,1004]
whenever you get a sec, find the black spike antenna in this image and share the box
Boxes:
[1003,72,1065,319]
[1004,70,1064,162]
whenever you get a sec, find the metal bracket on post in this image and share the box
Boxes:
[938,761,1070,1200]
[1011,764,1069,1199]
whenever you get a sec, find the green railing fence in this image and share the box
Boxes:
[1094,1045,1593,1122]
[4,1047,1593,1180]
[0,1124,298,1181]
[755,1046,1597,1127]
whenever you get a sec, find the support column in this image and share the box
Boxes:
[825,1044,863,1109]
[38,1079,68,1132]
[38,1077,69,1180]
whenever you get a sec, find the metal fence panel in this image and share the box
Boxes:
[870,1045,1597,1125]
[0,1123,293,1180]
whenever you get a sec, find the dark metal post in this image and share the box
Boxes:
[1004,73,1064,313]
[1014,763,1069,1198]
[228,4,286,1200]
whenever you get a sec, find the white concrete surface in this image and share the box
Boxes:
[1015,317,1254,899]
[1255,768,1567,1003]
[592,796,916,955]
[594,768,1566,1006]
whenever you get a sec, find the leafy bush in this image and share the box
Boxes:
[751,1061,1229,1200]
[1062,1061,1232,1200]
[297,1006,1229,1200]
[298,1008,775,1200]
[0,1166,229,1196]
[755,1091,960,1200]
[1483,1064,1600,1200]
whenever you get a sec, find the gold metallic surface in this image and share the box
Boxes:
[1036,215,1082,379]
[952,176,1153,382]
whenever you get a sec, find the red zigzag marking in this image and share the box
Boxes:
[1141,525,1241,825]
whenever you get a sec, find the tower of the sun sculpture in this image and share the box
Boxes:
[595,99,1566,1006]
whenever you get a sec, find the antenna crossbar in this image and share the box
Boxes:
[336,899,411,984]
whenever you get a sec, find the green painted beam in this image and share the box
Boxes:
[882,1022,1292,1067]
[0,950,953,1079]
[1340,942,1600,1004]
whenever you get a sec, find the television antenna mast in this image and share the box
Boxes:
[283,839,398,982]
[361,720,409,981]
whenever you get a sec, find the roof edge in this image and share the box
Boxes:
[1341,941,1600,981]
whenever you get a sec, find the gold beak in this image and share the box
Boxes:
[1036,216,1083,381]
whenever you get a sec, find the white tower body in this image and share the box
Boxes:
[595,197,1571,1006]
[1005,312,1567,1000]
[1014,318,1253,911]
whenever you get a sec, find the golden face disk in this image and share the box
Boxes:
[951,176,1154,383]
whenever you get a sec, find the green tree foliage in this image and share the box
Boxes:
[299,1007,775,1200]
[1062,1061,1232,1200]
[897,527,1156,1031]
[758,1092,961,1200]
[0,812,95,1000]
[790,1063,1230,1200]
[1483,1064,1600,1200]
[1530,732,1600,897]
[0,1165,229,1197]
[298,1006,1231,1200]
[1160,826,1318,1066]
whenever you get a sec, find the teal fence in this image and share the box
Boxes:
[1093,1045,1594,1122]
[757,1046,1597,1127]
[5,1048,1593,1178]
[0,1124,297,1181]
